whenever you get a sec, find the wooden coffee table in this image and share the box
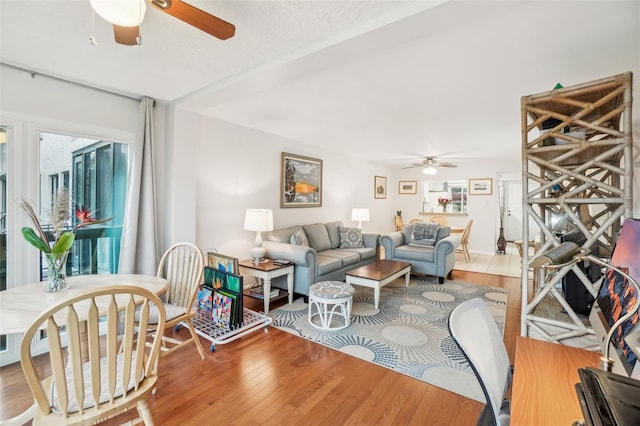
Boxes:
[345,260,411,309]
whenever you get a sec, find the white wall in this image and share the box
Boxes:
[393,159,520,255]
[189,115,397,260]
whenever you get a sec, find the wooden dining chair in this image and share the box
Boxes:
[408,218,424,224]
[151,242,206,362]
[456,219,473,263]
[20,286,166,425]
[429,215,449,226]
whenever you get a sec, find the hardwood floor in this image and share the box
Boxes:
[0,270,521,425]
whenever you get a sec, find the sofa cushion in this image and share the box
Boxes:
[409,222,439,247]
[324,221,343,248]
[436,226,451,240]
[316,254,343,276]
[290,228,309,246]
[267,225,301,243]
[395,245,436,262]
[302,223,332,252]
[341,247,377,261]
[339,226,365,248]
[320,249,360,267]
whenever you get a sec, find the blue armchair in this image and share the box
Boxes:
[381,223,460,283]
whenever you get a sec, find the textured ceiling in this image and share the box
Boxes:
[1,1,639,166]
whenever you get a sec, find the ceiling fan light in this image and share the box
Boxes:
[90,0,146,27]
[422,165,437,175]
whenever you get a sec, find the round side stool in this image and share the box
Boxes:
[308,281,355,331]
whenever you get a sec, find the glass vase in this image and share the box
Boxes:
[44,251,70,292]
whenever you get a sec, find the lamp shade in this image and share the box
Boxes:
[351,208,370,222]
[90,0,146,27]
[244,209,274,232]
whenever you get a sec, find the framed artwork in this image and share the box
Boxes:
[468,178,493,195]
[206,251,238,274]
[398,180,417,194]
[374,176,387,199]
[281,152,323,208]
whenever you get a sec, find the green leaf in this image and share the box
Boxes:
[52,232,75,253]
[21,227,51,253]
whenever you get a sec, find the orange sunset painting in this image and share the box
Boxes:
[282,153,322,207]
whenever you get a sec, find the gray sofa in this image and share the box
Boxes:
[262,221,380,296]
[381,223,460,283]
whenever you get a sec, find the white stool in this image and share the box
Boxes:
[308,281,355,331]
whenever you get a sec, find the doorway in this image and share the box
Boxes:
[504,180,522,241]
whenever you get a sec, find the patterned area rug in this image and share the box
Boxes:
[269,277,508,402]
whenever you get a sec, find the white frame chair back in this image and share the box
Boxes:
[20,286,166,425]
[449,298,511,426]
[154,242,206,361]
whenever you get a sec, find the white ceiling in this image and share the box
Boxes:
[1,1,639,166]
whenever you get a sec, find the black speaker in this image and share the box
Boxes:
[562,258,601,316]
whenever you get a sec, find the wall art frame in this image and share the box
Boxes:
[281,152,323,208]
[469,178,493,195]
[374,176,387,199]
[206,251,239,274]
[398,180,417,194]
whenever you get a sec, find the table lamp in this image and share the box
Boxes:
[531,241,640,372]
[351,208,370,230]
[244,209,273,263]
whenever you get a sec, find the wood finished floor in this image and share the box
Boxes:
[0,270,521,425]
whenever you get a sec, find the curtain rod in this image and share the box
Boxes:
[1,62,142,102]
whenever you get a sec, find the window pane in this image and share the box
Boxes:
[39,133,127,279]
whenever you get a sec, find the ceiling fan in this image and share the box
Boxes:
[90,0,235,46]
[402,157,458,175]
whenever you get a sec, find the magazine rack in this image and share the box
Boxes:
[192,308,272,352]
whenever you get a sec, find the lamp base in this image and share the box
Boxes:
[250,246,266,264]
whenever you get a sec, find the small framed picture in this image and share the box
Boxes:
[374,176,387,199]
[206,252,239,274]
[469,178,493,195]
[398,180,417,194]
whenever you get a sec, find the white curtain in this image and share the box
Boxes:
[118,96,158,274]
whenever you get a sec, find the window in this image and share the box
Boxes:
[0,126,7,352]
[39,133,128,279]
[422,180,468,213]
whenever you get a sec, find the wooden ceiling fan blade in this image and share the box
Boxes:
[113,25,140,45]
[151,0,235,40]
[438,163,458,168]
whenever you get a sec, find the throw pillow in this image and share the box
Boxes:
[339,226,365,248]
[290,229,309,247]
[410,222,439,247]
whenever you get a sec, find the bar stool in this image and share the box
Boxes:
[308,281,355,330]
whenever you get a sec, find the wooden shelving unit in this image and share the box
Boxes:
[520,72,633,347]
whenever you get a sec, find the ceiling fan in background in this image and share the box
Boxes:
[90,0,235,46]
[402,157,458,175]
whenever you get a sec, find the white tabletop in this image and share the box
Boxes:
[0,274,168,335]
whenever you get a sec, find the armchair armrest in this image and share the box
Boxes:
[380,232,404,259]
[434,235,461,259]
[263,241,316,267]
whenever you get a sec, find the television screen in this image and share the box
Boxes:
[596,218,640,372]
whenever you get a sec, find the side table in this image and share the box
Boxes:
[239,259,294,314]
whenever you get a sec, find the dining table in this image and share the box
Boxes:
[0,273,168,426]
[0,274,168,334]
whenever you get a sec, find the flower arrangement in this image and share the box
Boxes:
[20,190,112,292]
[20,191,112,254]
[437,197,452,212]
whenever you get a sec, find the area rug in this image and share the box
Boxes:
[269,277,508,402]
